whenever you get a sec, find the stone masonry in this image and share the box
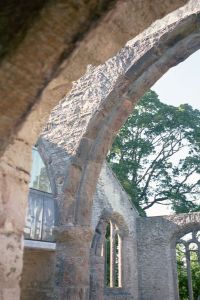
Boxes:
[0,1,200,299]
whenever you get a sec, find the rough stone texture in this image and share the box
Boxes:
[0,0,187,155]
[91,163,138,230]
[91,163,138,299]
[0,0,200,299]
[20,248,56,300]
[104,289,133,300]
[19,158,200,300]
[0,140,31,300]
[42,0,200,229]
[22,2,200,299]
[20,161,139,299]
[137,213,200,300]
[0,0,116,154]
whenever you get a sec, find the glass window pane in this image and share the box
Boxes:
[42,193,55,242]
[24,189,55,242]
[24,189,43,240]
[29,147,51,193]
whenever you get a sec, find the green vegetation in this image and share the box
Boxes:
[176,244,200,299]
[107,90,200,215]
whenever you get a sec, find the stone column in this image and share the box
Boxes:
[0,141,31,300]
[54,225,93,300]
[185,245,194,300]
[89,253,104,300]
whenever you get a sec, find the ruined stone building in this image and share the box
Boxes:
[0,0,200,299]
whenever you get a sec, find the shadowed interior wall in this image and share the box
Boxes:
[20,249,55,300]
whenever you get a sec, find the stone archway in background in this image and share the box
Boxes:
[136,212,200,300]
[38,2,200,298]
[0,1,199,299]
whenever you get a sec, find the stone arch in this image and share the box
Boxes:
[0,0,187,157]
[165,213,200,300]
[136,213,200,300]
[0,1,199,299]
[168,212,200,246]
[91,210,129,255]
[42,0,200,227]
[90,210,129,299]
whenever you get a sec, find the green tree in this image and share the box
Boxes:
[176,243,200,300]
[107,90,200,215]
[176,244,188,300]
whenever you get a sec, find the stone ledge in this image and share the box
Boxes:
[24,239,56,251]
[104,288,133,299]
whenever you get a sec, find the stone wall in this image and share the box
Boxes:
[37,5,200,297]
[0,1,200,299]
[137,213,200,300]
[41,0,200,227]
[92,163,138,229]
[16,156,200,300]
[20,248,56,300]
[0,0,187,156]
[91,163,138,299]
[20,162,139,300]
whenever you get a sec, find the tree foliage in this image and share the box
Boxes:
[176,243,200,300]
[107,90,200,215]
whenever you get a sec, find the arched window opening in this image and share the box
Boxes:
[115,234,119,287]
[24,147,55,242]
[105,222,110,286]
[176,230,200,300]
[103,221,122,288]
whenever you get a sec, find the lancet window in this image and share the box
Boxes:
[176,230,200,300]
[103,221,122,288]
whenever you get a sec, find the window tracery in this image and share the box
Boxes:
[176,230,200,300]
[103,220,122,288]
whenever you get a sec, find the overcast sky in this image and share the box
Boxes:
[147,49,200,217]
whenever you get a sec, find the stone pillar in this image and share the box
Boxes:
[185,245,194,300]
[137,217,180,300]
[89,253,104,300]
[0,141,31,300]
[89,219,108,300]
[54,225,93,300]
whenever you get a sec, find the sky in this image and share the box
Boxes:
[152,50,200,109]
[146,49,200,217]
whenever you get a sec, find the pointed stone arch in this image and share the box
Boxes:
[42,1,200,227]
